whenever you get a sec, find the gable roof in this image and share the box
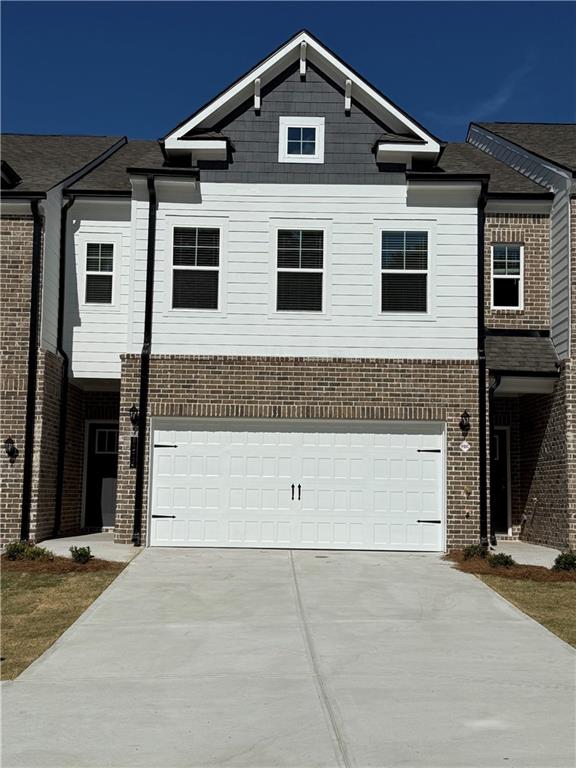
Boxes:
[437,143,549,196]
[1,134,125,195]
[474,123,576,174]
[164,30,441,154]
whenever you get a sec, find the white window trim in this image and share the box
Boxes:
[278,116,325,164]
[78,233,121,311]
[163,216,228,316]
[373,219,437,322]
[268,219,331,319]
[491,244,524,311]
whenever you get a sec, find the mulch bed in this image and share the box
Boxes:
[1,555,124,574]
[445,550,576,582]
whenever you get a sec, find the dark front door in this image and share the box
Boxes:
[491,428,510,533]
[85,423,119,529]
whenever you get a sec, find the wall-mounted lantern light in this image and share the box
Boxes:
[4,437,18,461]
[128,405,139,430]
[459,410,471,433]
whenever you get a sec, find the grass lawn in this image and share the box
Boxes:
[1,557,125,680]
[479,575,576,648]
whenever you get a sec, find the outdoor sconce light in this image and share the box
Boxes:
[459,410,471,433]
[4,437,18,461]
[128,405,140,429]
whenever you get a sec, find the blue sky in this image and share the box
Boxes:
[2,2,575,142]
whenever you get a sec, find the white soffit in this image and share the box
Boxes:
[164,31,441,154]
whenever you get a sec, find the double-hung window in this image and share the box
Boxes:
[276,229,323,312]
[381,231,428,313]
[492,244,523,309]
[85,243,114,304]
[172,227,220,310]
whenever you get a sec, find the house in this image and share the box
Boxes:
[468,122,576,549]
[1,31,574,553]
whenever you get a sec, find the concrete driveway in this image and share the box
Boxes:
[2,549,574,767]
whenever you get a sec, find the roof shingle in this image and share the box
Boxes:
[485,335,559,374]
[476,123,576,173]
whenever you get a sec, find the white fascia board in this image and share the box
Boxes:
[166,32,440,152]
[164,138,227,152]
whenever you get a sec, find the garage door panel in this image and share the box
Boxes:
[150,419,444,551]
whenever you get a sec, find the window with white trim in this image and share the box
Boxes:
[172,227,220,310]
[381,231,428,313]
[492,244,523,309]
[276,229,323,312]
[278,117,325,163]
[85,243,114,304]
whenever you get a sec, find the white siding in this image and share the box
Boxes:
[127,182,478,360]
[64,200,132,379]
[39,187,63,352]
[468,125,572,359]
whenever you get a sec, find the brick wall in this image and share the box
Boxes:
[568,202,576,550]
[117,355,481,549]
[519,371,570,550]
[485,212,550,330]
[0,215,36,544]
[29,350,63,542]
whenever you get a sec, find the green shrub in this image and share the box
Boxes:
[487,552,515,568]
[69,546,93,564]
[553,552,576,572]
[4,541,53,561]
[463,544,487,560]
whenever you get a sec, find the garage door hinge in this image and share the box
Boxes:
[417,449,441,453]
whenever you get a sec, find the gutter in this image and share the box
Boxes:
[477,181,489,547]
[132,175,157,546]
[487,373,502,546]
[52,195,75,537]
[20,199,43,540]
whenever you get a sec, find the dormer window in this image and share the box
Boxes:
[278,117,325,164]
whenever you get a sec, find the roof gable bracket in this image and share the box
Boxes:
[254,78,261,112]
[300,42,307,77]
[345,79,352,114]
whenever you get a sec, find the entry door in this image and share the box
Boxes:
[491,428,510,533]
[85,423,119,529]
[150,419,444,551]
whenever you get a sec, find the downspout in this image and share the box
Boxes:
[488,372,502,546]
[477,182,489,547]
[132,175,157,546]
[52,195,75,537]
[20,199,43,540]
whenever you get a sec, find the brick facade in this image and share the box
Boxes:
[116,354,481,549]
[0,215,37,544]
[485,212,550,330]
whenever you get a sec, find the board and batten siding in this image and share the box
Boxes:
[126,181,479,361]
[468,125,571,359]
[64,200,132,378]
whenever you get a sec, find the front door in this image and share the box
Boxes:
[491,427,510,533]
[85,423,119,529]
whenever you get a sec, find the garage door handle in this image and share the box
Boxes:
[154,444,178,448]
[152,514,176,519]
[417,449,441,453]
[291,484,295,500]
[298,484,301,500]
[417,519,441,524]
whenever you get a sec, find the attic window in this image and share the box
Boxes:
[278,117,325,164]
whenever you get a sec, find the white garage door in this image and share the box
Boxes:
[149,419,444,551]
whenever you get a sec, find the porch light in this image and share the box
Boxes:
[128,405,140,429]
[459,410,471,433]
[4,437,18,460]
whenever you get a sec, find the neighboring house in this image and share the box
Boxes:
[468,123,576,550]
[1,31,573,552]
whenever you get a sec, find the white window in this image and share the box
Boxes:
[276,229,323,312]
[172,227,220,310]
[381,231,428,313]
[85,243,114,304]
[492,244,523,310]
[278,116,325,163]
